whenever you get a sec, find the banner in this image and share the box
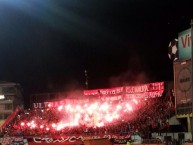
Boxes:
[84,87,124,96]
[32,99,91,109]
[100,95,122,101]
[125,82,164,94]
[0,134,140,145]
[27,136,83,145]
[83,82,164,97]
[26,134,132,145]
[124,90,164,99]
[0,136,24,145]
[174,59,192,114]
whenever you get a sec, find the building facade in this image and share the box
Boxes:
[0,81,23,126]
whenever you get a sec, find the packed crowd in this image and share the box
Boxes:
[1,95,175,139]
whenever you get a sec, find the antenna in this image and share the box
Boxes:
[84,70,88,89]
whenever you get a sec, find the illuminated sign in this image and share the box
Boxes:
[178,28,192,60]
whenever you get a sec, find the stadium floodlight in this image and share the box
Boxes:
[0,95,5,99]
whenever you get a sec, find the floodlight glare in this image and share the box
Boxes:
[0,95,5,99]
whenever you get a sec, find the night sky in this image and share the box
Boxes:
[0,0,193,98]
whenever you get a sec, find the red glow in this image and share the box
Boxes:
[52,123,56,128]
[133,99,138,104]
[58,105,63,111]
[31,124,36,128]
[16,98,149,131]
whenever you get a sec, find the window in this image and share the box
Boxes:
[4,113,11,119]
[4,104,12,110]
[2,87,15,94]
[0,104,4,111]
[5,96,14,100]
[0,114,3,119]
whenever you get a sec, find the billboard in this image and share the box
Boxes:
[178,28,192,60]
[174,59,192,115]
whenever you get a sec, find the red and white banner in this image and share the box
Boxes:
[125,82,164,94]
[125,90,164,99]
[32,98,90,109]
[28,136,83,145]
[26,134,132,145]
[84,82,164,96]
[84,87,124,96]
